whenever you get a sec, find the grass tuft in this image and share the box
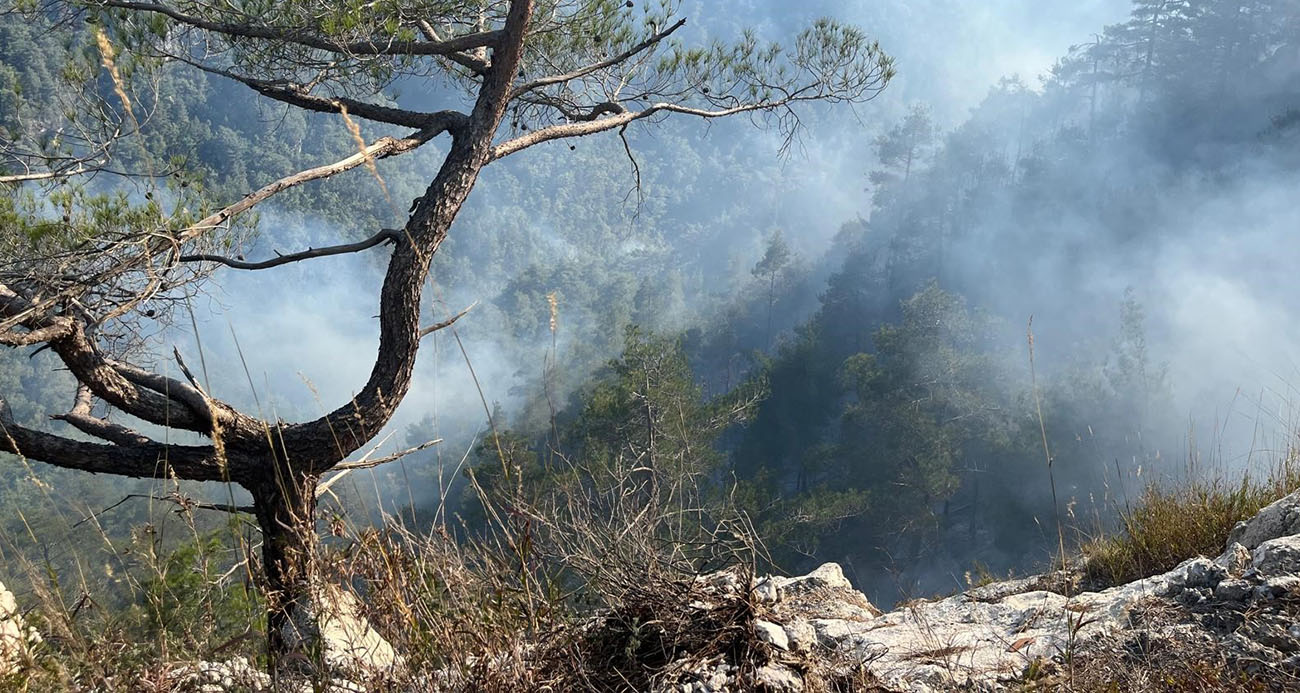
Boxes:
[1081,452,1300,588]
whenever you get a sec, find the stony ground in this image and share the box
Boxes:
[8,491,1300,690]
[714,490,1300,692]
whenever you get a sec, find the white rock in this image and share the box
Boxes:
[282,582,402,676]
[810,617,863,647]
[783,620,818,652]
[755,663,802,691]
[752,577,780,604]
[1252,535,1300,578]
[763,553,1269,690]
[1216,542,1252,576]
[1227,490,1300,550]
[755,619,789,650]
[774,562,854,594]
[0,580,40,676]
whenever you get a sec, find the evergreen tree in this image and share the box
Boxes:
[752,229,794,348]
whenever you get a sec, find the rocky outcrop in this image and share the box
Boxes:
[263,489,1300,692]
[1227,489,1300,550]
[655,489,1300,692]
[0,580,39,676]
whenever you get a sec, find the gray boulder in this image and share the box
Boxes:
[1226,490,1300,550]
[0,580,39,676]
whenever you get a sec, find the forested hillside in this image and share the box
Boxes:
[714,0,1300,599]
[468,0,1300,602]
[1,0,1299,690]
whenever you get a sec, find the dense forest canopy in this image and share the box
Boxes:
[1,0,1298,673]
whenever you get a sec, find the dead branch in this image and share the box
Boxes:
[72,492,255,529]
[419,302,477,338]
[95,1,505,57]
[51,385,155,447]
[511,18,687,97]
[179,228,401,271]
[176,124,460,247]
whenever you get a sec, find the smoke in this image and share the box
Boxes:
[164,0,1298,533]
[941,128,1300,468]
[180,210,519,467]
[1147,168,1300,454]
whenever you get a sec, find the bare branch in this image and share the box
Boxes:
[569,101,628,122]
[177,123,461,247]
[171,346,204,392]
[1,283,214,432]
[95,1,505,57]
[171,57,452,129]
[332,438,443,472]
[415,19,441,41]
[418,301,476,338]
[0,322,75,347]
[511,18,687,97]
[490,101,781,161]
[51,385,155,447]
[106,358,214,428]
[180,228,400,271]
[0,395,223,480]
[619,124,643,207]
[0,166,94,184]
[412,17,489,74]
[73,492,254,528]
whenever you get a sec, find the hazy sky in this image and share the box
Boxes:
[855,0,1135,116]
[681,0,1134,121]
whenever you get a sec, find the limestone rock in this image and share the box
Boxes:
[281,582,402,677]
[752,577,780,604]
[1214,578,1252,601]
[768,562,881,626]
[755,619,789,650]
[1216,541,1252,576]
[772,562,854,594]
[0,580,40,676]
[1227,489,1300,550]
[731,549,1293,690]
[1252,535,1300,579]
[782,620,818,652]
[171,657,270,692]
[755,663,802,691]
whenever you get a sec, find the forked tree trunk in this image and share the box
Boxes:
[237,2,533,663]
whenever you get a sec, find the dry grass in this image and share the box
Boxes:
[315,443,781,692]
[2,456,781,691]
[0,334,792,691]
[1024,596,1300,692]
[1080,451,1300,589]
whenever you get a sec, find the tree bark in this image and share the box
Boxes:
[248,465,320,664]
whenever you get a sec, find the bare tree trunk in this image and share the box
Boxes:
[766,272,776,349]
[249,465,320,664]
